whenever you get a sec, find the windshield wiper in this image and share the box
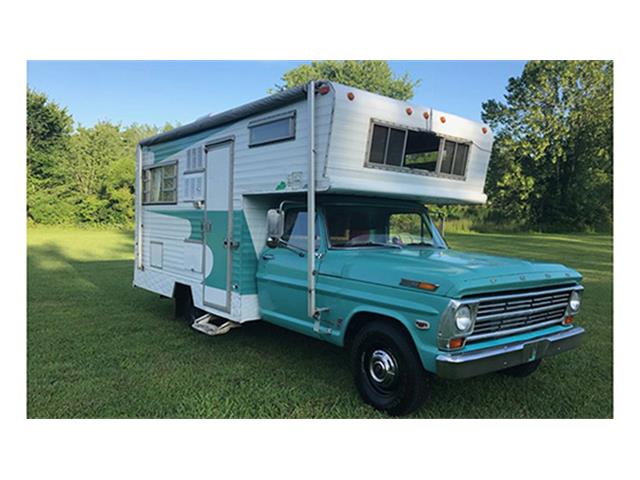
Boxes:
[405,241,435,247]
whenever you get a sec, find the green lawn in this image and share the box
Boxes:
[27,227,613,418]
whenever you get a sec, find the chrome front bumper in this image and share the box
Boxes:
[435,326,585,379]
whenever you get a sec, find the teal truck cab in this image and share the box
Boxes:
[135,81,585,415]
[257,195,584,415]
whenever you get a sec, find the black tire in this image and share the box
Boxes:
[350,320,430,416]
[500,359,542,377]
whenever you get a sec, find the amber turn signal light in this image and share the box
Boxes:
[417,282,438,291]
[563,315,574,325]
[399,278,439,292]
[448,338,464,349]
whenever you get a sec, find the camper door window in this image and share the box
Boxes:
[367,122,470,180]
[248,111,296,147]
[143,163,177,204]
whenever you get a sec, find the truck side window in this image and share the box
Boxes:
[281,210,319,251]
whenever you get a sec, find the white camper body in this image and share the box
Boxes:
[133,81,493,323]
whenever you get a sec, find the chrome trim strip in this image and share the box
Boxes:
[460,284,582,305]
[467,318,564,342]
[475,301,568,323]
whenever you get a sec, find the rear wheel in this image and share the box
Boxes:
[500,359,542,377]
[350,321,430,416]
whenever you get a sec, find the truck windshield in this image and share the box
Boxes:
[323,204,446,249]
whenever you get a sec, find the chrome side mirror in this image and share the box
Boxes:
[266,209,285,248]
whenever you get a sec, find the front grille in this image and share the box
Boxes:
[466,285,575,343]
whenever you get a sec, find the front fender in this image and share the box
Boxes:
[339,299,445,373]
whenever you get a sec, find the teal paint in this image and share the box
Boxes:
[318,247,581,299]
[154,209,258,294]
[255,199,584,374]
[203,211,228,290]
[233,210,259,295]
[146,124,231,163]
[155,209,204,242]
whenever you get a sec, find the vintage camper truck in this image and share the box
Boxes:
[134,81,585,415]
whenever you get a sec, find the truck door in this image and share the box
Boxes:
[256,209,321,335]
[202,140,234,312]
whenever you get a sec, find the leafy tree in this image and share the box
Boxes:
[26,89,169,225]
[274,60,419,101]
[481,61,613,231]
[64,122,168,224]
[27,89,73,180]
[27,89,75,222]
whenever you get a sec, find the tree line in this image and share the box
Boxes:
[26,60,613,231]
[27,89,173,225]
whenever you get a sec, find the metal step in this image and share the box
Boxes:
[191,313,240,336]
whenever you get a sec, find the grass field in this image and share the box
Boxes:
[27,227,613,418]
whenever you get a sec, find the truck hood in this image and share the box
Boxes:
[319,247,582,297]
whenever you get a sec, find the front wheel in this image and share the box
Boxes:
[350,321,430,416]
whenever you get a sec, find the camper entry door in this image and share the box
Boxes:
[202,140,234,312]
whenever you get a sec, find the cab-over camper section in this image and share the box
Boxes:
[133,81,493,324]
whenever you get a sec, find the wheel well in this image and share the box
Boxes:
[344,311,414,350]
[173,283,191,317]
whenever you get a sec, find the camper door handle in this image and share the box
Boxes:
[262,254,275,261]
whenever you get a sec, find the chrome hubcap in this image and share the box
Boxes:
[368,349,397,387]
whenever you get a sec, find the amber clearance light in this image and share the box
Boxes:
[400,278,439,292]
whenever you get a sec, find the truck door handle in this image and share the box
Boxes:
[262,253,275,261]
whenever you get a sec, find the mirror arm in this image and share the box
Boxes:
[278,238,306,257]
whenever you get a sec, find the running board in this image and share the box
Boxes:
[191,313,240,336]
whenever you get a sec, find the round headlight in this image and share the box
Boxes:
[569,291,581,312]
[455,305,473,332]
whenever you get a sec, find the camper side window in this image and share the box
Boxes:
[248,111,296,147]
[367,123,470,179]
[143,163,177,204]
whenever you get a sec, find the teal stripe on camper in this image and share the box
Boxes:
[155,209,204,242]
[153,209,258,294]
[233,210,258,295]
[147,124,231,163]
[203,210,228,290]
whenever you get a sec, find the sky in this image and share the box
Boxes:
[26,60,526,128]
